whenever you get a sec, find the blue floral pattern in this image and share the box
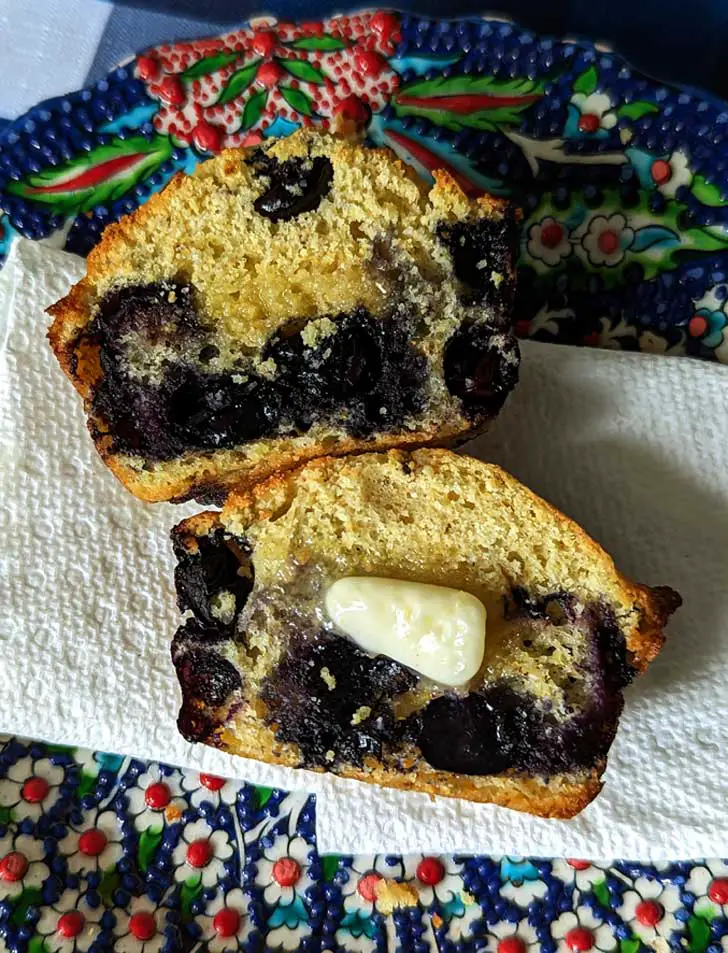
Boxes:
[0,735,727,952]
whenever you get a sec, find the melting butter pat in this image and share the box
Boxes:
[324,577,486,687]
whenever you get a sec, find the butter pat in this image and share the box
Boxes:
[324,577,486,687]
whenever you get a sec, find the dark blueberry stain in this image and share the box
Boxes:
[91,280,200,341]
[260,633,416,768]
[444,321,519,419]
[589,602,637,693]
[198,343,220,364]
[169,549,641,775]
[172,617,234,653]
[506,587,578,624]
[175,646,241,708]
[181,483,228,507]
[172,528,253,627]
[269,313,382,402]
[413,682,623,778]
[167,368,282,450]
[437,213,518,309]
[92,373,176,459]
[413,686,547,776]
[258,601,630,776]
[89,284,211,460]
[253,155,334,223]
[264,307,428,437]
[88,286,435,460]
[171,619,242,743]
[411,592,643,777]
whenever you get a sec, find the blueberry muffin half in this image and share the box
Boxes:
[169,449,680,817]
[48,130,519,503]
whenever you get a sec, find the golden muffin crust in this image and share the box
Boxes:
[48,130,520,503]
[170,449,680,818]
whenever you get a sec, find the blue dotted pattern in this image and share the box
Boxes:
[0,735,727,953]
[0,70,151,243]
[390,15,728,358]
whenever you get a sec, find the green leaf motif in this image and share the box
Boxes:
[288,34,349,51]
[182,51,240,79]
[28,938,50,953]
[98,871,121,908]
[241,89,268,130]
[43,743,75,755]
[253,784,273,808]
[278,57,327,85]
[687,914,712,953]
[592,879,610,908]
[618,939,641,953]
[616,100,659,121]
[217,59,261,105]
[0,806,12,825]
[393,72,545,132]
[320,855,341,881]
[398,71,544,100]
[573,65,598,96]
[10,887,43,927]
[686,224,728,253]
[691,173,728,207]
[280,85,314,116]
[138,826,164,873]
[5,134,174,215]
[180,876,203,921]
[77,770,98,800]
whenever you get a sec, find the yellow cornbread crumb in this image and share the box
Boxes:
[320,667,336,691]
[351,705,372,725]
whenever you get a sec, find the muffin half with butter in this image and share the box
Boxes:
[169,449,680,818]
[48,128,519,504]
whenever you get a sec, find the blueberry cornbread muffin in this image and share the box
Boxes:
[169,449,680,817]
[48,130,519,503]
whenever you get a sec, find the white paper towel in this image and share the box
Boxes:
[1,237,727,859]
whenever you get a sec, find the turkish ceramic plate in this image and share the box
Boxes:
[1,11,727,953]
[2,734,728,953]
[3,11,728,360]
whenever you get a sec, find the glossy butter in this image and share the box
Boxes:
[324,577,486,686]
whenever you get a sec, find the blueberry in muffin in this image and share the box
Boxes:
[169,449,680,818]
[48,129,520,503]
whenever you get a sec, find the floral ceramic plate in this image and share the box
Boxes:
[2,11,728,359]
[1,734,727,953]
[1,11,728,953]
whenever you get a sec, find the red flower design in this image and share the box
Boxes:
[138,13,400,151]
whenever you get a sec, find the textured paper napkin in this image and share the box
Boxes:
[1,238,727,858]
